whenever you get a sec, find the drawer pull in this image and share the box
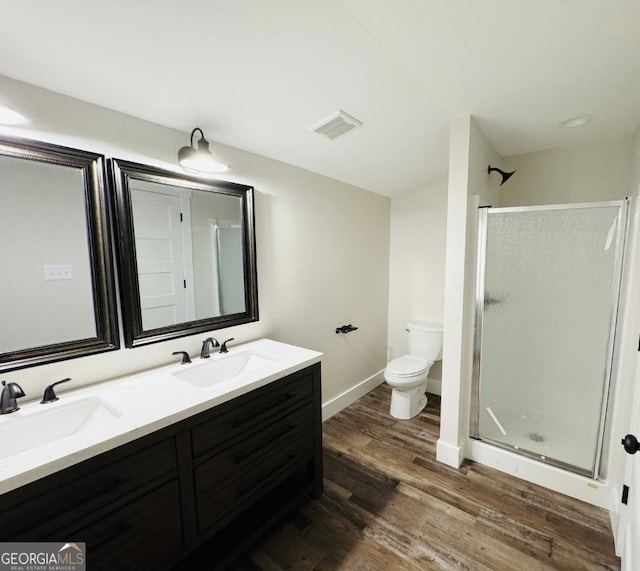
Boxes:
[235,453,297,499]
[231,393,297,428]
[234,424,298,463]
[92,521,134,550]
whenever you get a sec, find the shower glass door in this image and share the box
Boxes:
[472,200,627,478]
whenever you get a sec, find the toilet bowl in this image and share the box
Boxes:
[384,321,443,420]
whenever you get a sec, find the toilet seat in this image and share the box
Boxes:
[386,355,429,378]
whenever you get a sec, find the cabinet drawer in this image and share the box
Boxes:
[196,402,313,485]
[2,437,177,540]
[64,480,183,571]
[195,429,313,534]
[191,372,313,458]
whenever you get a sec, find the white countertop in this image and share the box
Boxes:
[0,338,322,495]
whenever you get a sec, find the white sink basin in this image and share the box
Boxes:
[173,351,277,388]
[0,397,121,460]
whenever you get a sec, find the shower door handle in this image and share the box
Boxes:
[621,434,640,455]
[484,294,503,307]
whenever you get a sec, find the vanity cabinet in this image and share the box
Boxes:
[0,363,322,570]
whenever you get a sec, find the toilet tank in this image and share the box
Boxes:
[407,321,443,361]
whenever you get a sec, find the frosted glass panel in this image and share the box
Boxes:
[476,203,623,476]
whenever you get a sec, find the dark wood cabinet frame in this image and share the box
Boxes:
[0,363,322,570]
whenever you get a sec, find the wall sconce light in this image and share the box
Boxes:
[487,165,516,186]
[178,127,228,173]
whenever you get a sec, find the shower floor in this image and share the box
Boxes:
[479,408,595,475]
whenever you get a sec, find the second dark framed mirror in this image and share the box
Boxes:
[109,159,259,347]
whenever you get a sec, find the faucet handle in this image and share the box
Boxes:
[172,351,192,365]
[41,378,71,404]
[220,338,235,354]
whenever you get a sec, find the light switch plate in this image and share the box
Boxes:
[43,264,74,280]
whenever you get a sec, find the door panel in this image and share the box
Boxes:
[131,189,186,329]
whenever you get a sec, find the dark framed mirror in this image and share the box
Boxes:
[109,159,259,347]
[0,135,119,372]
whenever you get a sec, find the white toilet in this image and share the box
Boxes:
[384,321,443,420]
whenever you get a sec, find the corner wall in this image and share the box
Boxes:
[387,177,447,394]
[0,74,390,412]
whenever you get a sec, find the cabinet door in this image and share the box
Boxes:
[62,481,183,571]
[1,438,178,540]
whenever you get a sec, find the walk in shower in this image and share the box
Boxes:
[471,200,628,478]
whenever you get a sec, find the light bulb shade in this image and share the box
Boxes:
[178,128,228,173]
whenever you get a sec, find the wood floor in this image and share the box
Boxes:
[235,384,620,570]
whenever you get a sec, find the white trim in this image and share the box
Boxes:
[487,199,626,214]
[436,439,464,468]
[467,438,610,508]
[322,370,385,422]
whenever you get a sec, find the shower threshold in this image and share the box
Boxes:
[476,434,595,479]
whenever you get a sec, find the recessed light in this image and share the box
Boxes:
[0,102,26,125]
[560,114,592,129]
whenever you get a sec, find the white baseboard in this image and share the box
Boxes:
[436,438,464,468]
[322,370,385,422]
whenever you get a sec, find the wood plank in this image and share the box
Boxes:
[237,385,620,570]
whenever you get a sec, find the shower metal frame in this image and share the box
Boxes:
[470,199,629,479]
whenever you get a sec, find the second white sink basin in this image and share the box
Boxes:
[0,397,121,461]
[173,351,277,388]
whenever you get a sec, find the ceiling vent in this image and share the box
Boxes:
[310,110,362,140]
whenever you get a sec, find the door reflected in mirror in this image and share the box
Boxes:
[111,160,258,347]
[0,136,118,372]
[129,179,246,329]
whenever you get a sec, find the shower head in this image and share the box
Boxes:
[488,165,516,186]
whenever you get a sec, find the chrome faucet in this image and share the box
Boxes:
[200,337,220,359]
[0,381,25,414]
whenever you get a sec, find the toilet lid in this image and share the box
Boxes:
[387,355,429,377]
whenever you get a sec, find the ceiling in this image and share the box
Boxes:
[0,0,637,196]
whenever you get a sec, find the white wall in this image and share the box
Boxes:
[436,116,502,467]
[387,177,447,393]
[0,157,95,350]
[0,74,390,408]
[500,138,633,206]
